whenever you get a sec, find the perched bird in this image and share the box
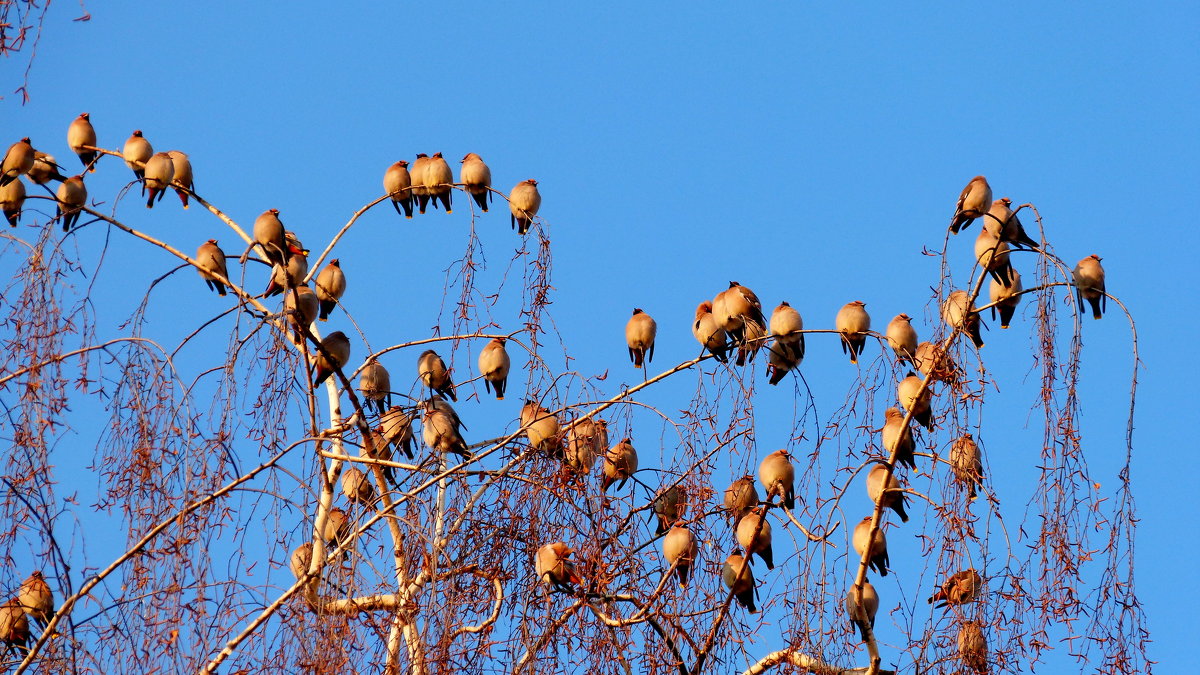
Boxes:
[509,179,542,235]
[723,475,759,525]
[322,507,351,546]
[769,301,805,362]
[312,331,351,387]
[283,286,319,339]
[853,516,889,577]
[930,568,984,608]
[736,507,774,569]
[360,426,398,487]
[17,571,53,630]
[653,485,687,535]
[417,349,457,401]
[625,308,657,368]
[535,542,581,592]
[0,598,30,656]
[984,197,1038,250]
[122,130,153,181]
[866,463,909,523]
[314,259,347,321]
[56,175,88,232]
[662,525,698,587]
[264,252,308,297]
[141,152,175,208]
[601,438,638,492]
[167,150,194,208]
[460,152,492,211]
[288,541,316,598]
[379,406,415,460]
[989,270,1023,329]
[28,152,66,184]
[383,160,414,218]
[0,177,25,227]
[712,281,765,347]
[886,314,918,366]
[429,395,466,431]
[341,466,375,504]
[942,290,985,350]
[196,239,229,296]
[897,372,933,430]
[950,175,992,234]
[881,407,916,470]
[974,228,1015,288]
[844,581,879,643]
[564,416,604,475]
[958,620,989,674]
[0,138,35,187]
[67,113,98,171]
[520,400,562,456]
[692,301,729,362]
[836,301,871,364]
[759,449,795,510]
[950,433,984,499]
[737,317,767,367]
[423,152,454,213]
[766,335,802,385]
[914,341,958,385]
[410,153,432,214]
[1072,254,1106,320]
[358,359,391,414]
[478,337,511,400]
[421,398,470,458]
[253,208,290,268]
[722,553,757,613]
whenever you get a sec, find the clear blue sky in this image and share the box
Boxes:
[2,2,1195,672]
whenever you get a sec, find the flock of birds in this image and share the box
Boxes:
[0,115,1112,671]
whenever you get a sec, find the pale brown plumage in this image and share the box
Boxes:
[836,300,871,364]
[930,568,984,608]
[253,208,289,268]
[264,253,308,297]
[341,466,375,504]
[379,406,415,459]
[56,175,87,232]
[17,571,53,630]
[625,308,657,368]
[942,290,985,349]
[417,349,456,401]
[520,400,562,456]
[535,542,581,592]
[844,581,878,643]
[421,398,470,458]
[28,151,65,184]
[509,179,541,235]
[950,433,984,499]
[989,269,1023,329]
[769,301,805,362]
[897,371,933,430]
[410,153,432,214]
[314,259,347,321]
[653,485,687,535]
[283,286,319,340]
[0,138,35,187]
[0,597,30,656]
[0,177,25,227]
[722,553,757,613]
[167,150,194,207]
[958,620,989,674]
[123,130,153,181]
[853,516,889,577]
[736,507,774,569]
[564,416,604,475]
[712,281,765,347]
[196,239,229,296]
[662,525,698,587]
[866,463,909,523]
[984,197,1038,250]
[460,152,492,212]
[759,449,795,510]
[312,331,351,387]
[692,301,729,363]
[384,160,414,218]
[974,228,1015,289]
[67,113,98,171]
[723,475,759,524]
[737,316,766,367]
[423,152,454,213]
[142,152,175,208]
[886,313,918,366]
[478,337,510,400]
[881,407,916,470]
[360,426,398,487]
[766,333,802,385]
[601,438,638,492]
[914,341,958,384]
[358,359,391,414]
[950,175,992,234]
[322,507,351,546]
[1072,254,1106,320]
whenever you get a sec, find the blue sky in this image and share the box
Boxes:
[2,2,1195,672]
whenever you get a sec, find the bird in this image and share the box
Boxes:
[167,151,194,208]
[989,270,1023,329]
[312,331,351,387]
[737,316,767,367]
[1,138,35,187]
[288,541,317,601]
[958,620,989,674]
[142,152,175,208]
[322,507,351,547]
[897,371,933,430]
[196,239,229,296]
[341,466,375,504]
[410,153,432,214]
[478,337,510,400]
[914,341,958,385]
[358,359,391,414]
[723,475,759,524]
[17,571,53,631]
[942,290,985,349]
[759,449,795,510]
[853,516,889,577]
[508,179,541,235]
[1073,254,1106,320]
[56,175,87,232]
[122,130,153,181]
[844,581,879,643]
[836,301,871,364]
[769,301,805,362]
[736,507,774,569]
[662,525,698,587]
[601,438,638,492]
[0,597,30,656]
[886,314,918,366]
[359,426,398,487]
[535,542,581,592]
[314,259,347,321]
[0,177,25,227]
[264,252,308,297]
[929,568,984,608]
[712,281,765,347]
[984,197,1039,250]
[283,286,319,340]
[417,349,457,401]
[460,153,492,211]
[565,416,604,475]
[379,406,415,460]
[653,485,686,535]
[974,228,1015,289]
[950,433,984,499]
[866,463,909,523]
[692,301,729,362]
[67,113,98,171]
[722,553,757,613]
[423,152,454,213]
[28,151,66,184]
[383,160,414,218]
[766,335,802,385]
[881,407,916,470]
[950,175,992,234]
[421,398,470,458]
[625,308,657,368]
[253,209,290,268]
[520,400,562,456]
